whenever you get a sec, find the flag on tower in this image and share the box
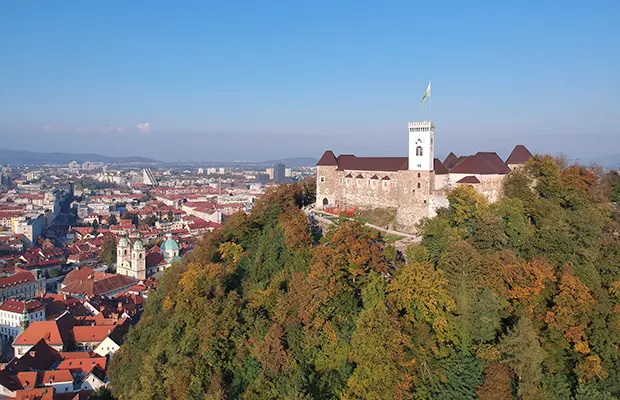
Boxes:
[421,82,431,108]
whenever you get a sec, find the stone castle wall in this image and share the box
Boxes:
[317,165,508,231]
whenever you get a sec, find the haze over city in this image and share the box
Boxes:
[1,1,619,163]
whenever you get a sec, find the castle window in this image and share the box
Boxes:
[416,146,423,156]
[346,178,351,186]
[382,181,388,189]
[417,182,421,189]
[417,173,421,178]
[319,176,325,182]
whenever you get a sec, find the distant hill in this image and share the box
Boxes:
[0,149,160,166]
[593,154,620,169]
[261,157,318,168]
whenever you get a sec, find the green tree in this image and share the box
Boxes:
[499,317,547,400]
[99,236,117,267]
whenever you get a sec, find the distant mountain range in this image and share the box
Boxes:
[0,149,160,165]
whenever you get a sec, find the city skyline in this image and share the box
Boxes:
[1,1,619,162]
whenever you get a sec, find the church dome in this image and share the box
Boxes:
[161,233,180,253]
[132,233,144,251]
[118,235,129,247]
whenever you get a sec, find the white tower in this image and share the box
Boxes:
[116,235,130,269]
[130,234,146,280]
[408,121,435,171]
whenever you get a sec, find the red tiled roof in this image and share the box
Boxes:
[14,321,64,346]
[15,371,37,389]
[443,152,459,169]
[456,175,481,184]
[0,271,36,289]
[63,267,96,285]
[0,300,45,314]
[449,152,511,175]
[40,369,74,383]
[317,150,338,166]
[336,155,408,172]
[434,158,449,175]
[506,145,533,165]
[14,387,54,400]
[59,352,91,359]
[60,274,136,297]
[146,252,165,268]
[72,325,116,343]
[56,357,107,374]
[5,339,63,373]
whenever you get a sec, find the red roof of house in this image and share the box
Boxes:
[456,175,481,184]
[449,152,511,175]
[0,272,36,289]
[63,267,97,285]
[14,387,54,400]
[5,339,63,373]
[55,357,107,374]
[72,325,116,343]
[0,300,45,314]
[506,145,533,165]
[60,274,136,297]
[40,369,74,384]
[13,321,65,346]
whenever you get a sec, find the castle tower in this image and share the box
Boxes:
[408,121,434,171]
[130,233,146,280]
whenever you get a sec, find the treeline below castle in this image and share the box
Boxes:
[109,157,620,400]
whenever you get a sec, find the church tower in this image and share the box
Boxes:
[408,121,434,171]
[130,233,146,280]
[116,235,130,269]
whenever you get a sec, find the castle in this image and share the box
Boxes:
[315,121,532,230]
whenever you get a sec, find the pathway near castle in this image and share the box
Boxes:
[305,207,421,254]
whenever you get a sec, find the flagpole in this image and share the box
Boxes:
[429,81,432,123]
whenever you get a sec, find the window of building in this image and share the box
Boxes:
[346,178,350,186]
[319,176,325,182]
[416,146,423,156]
[417,182,421,189]
[417,173,421,178]
[382,180,388,189]
[339,178,343,184]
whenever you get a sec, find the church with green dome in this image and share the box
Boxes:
[116,233,183,280]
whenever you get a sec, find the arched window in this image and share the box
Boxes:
[416,146,423,156]
[417,182,421,189]
[417,173,421,178]
[322,198,329,206]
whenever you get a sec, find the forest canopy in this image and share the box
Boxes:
[110,158,620,400]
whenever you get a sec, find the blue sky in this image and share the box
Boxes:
[1,1,619,163]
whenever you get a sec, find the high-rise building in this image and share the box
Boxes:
[273,163,286,183]
[143,168,157,186]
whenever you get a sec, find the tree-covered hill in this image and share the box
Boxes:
[110,158,620,400]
